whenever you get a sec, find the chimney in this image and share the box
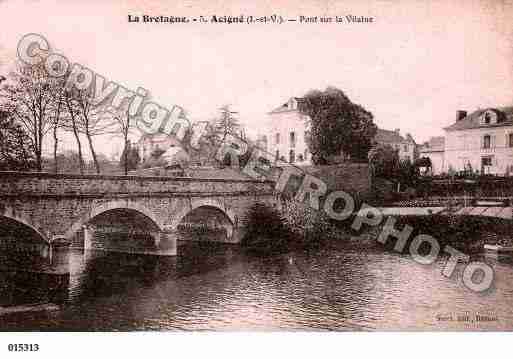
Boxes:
[394,128,400,134]
[456,110,467,121]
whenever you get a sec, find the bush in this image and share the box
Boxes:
[377,214,513,254]
[281,200,339,246]
[241,203,290,250]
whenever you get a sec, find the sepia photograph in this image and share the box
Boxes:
[0,0,513,354]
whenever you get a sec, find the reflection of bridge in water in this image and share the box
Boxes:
[0,171,275,274]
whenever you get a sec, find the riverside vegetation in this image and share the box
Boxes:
[242,202,513,255]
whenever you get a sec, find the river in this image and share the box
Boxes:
[1,238,513,331]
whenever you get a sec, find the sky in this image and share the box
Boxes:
[0,0,512,159]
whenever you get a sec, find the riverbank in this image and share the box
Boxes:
[242,202,513,256]
[337,214,513,256]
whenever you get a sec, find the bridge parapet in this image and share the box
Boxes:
[0,171,275,197]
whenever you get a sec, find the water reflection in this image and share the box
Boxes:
[1,235,513,331]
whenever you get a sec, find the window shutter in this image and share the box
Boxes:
[480,136,484,149]
[492,135,497,148]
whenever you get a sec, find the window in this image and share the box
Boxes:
[304,149,308,161]
[483,135,491,149]
[482,156,492,166]
[290,132,296,148]
[403,144,408,152]
[481,110,498,125]
[275,133,280,145]
[275,150,280,161]
[509,133,513,148]
[298,154,304,162]
[289,149,295,163]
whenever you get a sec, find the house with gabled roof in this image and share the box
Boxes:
[443,107,513,175]
[263,97,313,165]
[261,96,419,166]
[374,128,417,162]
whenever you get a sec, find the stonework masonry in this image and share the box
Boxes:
[0,172,276,247]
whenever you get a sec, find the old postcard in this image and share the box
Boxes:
[1,0,513,353]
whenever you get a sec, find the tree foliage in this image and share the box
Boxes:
[0,63,56,170]
[241,202,290,250]
[214,105,240,140]
[119,141,140,172]
[299,87,377,164]
[369,144,419,187]
[368,144,399,179]
[0,109,36,170]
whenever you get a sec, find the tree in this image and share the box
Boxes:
[119,140,140,173]
[50,82,64,173]
[214,105,240,140]
[71,91,116,174]
[369,145,419,190]
[0,63,56,171]
[299,87,377,164]
[110,110,139,175]
[397,157,419,188]
[368,144,400,179]
[54,150,84,174]
[0,109,35,170]
[62,89,86,174]
[241,202,290,250]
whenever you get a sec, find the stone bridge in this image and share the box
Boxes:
[0,171,276,256]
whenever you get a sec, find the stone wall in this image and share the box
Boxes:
[0,171,274,197]
[300,163,371,200]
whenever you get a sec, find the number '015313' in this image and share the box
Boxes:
[7,344,39,352]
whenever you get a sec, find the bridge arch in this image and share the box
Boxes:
[168,198,238,240]
[170,198,237,230]
[0,211,49,243]
[65,200,164,240]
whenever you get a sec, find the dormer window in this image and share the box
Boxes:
[481,110,498,125]
[288,97,297,110]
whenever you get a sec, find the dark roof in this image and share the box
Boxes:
[269,97,304,114]
[444,106,513,131]
[419,136,445,153]
[374,128,414,144]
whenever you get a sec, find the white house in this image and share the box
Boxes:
[443,107,513,175]
[262,97,313,165]
[136,133,182,163]
[261,96,418,166]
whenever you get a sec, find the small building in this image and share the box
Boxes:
[161,146,190,168]
[418,136,445,175]
[374,128,417,162]
[136,133,183,163]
